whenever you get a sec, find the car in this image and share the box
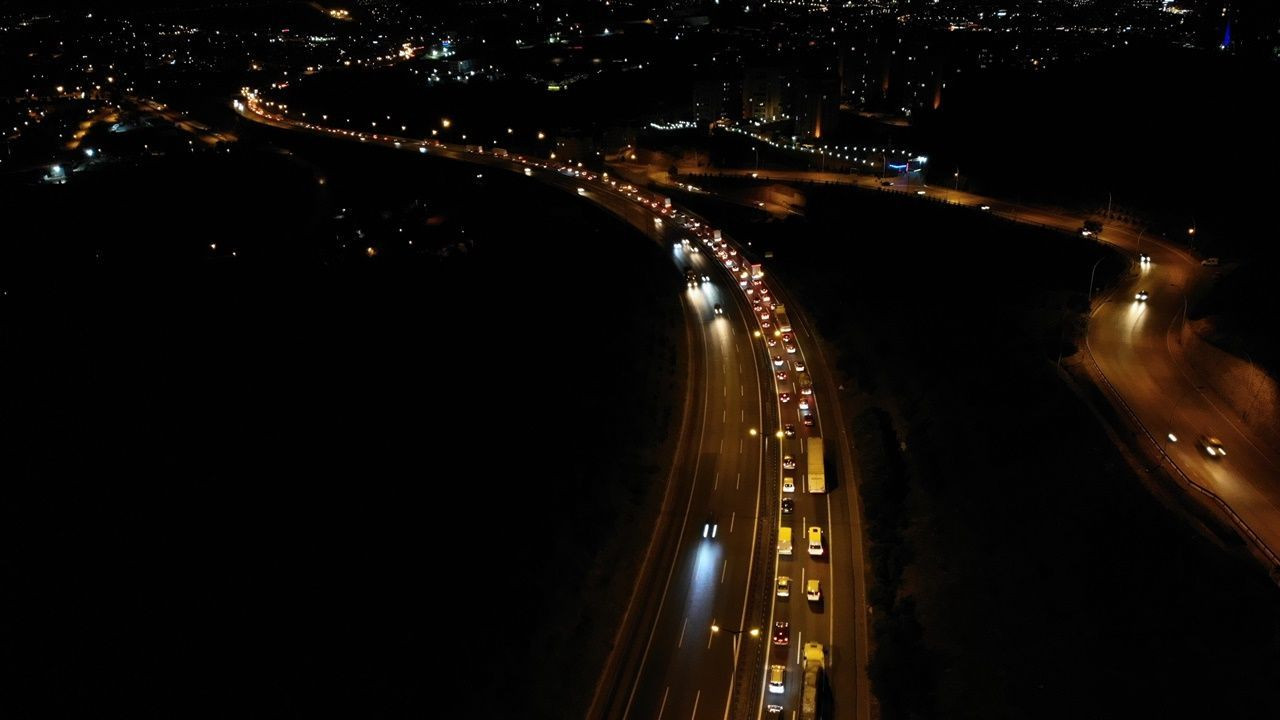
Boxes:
[798,396,810,410]
[773,355,785,367]
[802,413,815,426]
[576,187,586,195]
[781,333,793,344]
[766,705,783,716]
[1139,253,1151,264]
[772,620,790,646]
[785,343,797,354]
[782,454,796,470]
[1197,435,1227,458]
[779,392,792,403]
[776,576,791,597]
[783,476,795,493]
[1202,257,1220,267]
[760,321,772,330]
[1134,290,1149,302]
[714,303,724,315]
[775,370,788,382]
[806,579,822,601]
[880,180,893,186]
[703,513,718,539]
[807,526,824,556]
[781,497,794,514]
[701,273,711,283]
[793,359,806,372]
[768,665,786,694]
[759,310,771,321]
[979,204,991,211]
[783,424,796,437]
[766,337,778,347]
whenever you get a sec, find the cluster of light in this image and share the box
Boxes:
[649,120,699,131]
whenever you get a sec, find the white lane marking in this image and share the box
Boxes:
[690,690,701,720]
[713,471,719,490]
[741,408,745,422]
[826,493,835,649]
[707,620,716,649]
[657,687,670,720]
[797,630,804,664]
[719,438,724,454]
[724,385,727,397]
[723,409,726,423]
[741,384,745,397]
[736,471,741,491]
[730,511,736,534]
[721,558,729,584]
[739,438,743,454]
[621,295,714,720]
[678,617,688,648]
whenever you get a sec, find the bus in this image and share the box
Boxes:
[796,371,812,396]
[775,304,793,333]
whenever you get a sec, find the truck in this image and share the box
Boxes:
[490,147,509,157]
[774,304,792,333]
[796,371,813,396]
[801,642,825,720]
[807,437,825,494]
[749,262,764,280]
[778,526,792,555]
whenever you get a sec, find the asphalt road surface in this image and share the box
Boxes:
[235,96,871,719]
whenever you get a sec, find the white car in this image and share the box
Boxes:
[798,396,810,410]
[806,579,822,601]
[783,477,795,493]
[776,576,791,597]
[1134,290,1149,302]
[807,526,824,556]
[768,665,785,694]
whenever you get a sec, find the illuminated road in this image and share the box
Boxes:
[234,97,871,719]
[623,159,1280,571]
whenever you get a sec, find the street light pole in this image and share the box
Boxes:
[709,624,760,668]
[1088,257,1104,305]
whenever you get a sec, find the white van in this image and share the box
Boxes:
[778,526,792,556]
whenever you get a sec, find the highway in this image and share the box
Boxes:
[1084,226,1280,566]
[625,156,1280,572]
[234,94,870,718]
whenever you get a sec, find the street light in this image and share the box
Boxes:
[1087,257,1104,305]
[710,624,760,637]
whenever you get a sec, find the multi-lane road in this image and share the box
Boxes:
[627,157,1280,572]
[234,94,871,718]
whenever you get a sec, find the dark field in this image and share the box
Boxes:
[2,134,682,717]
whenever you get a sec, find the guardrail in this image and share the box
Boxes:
[1083,328,1280,575]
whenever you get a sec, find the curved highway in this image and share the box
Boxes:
[233,92,870,719]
